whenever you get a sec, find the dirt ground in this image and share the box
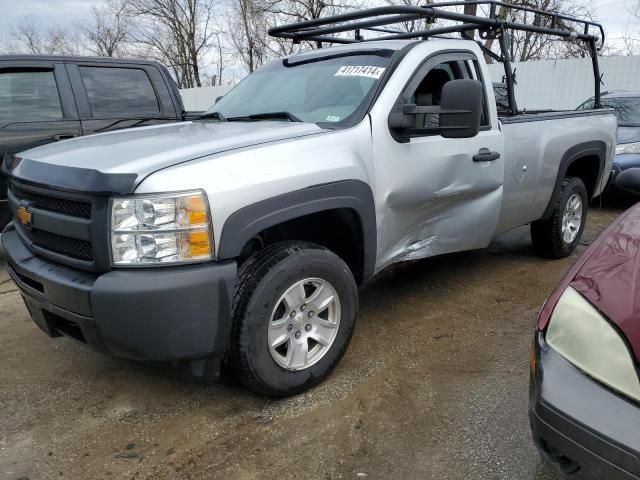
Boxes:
[0,202,629,480]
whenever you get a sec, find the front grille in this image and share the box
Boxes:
[9,179,109,271]
[11,185,91,219]
[31,229,94,261]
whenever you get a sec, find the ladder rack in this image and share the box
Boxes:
[269,2,605,114]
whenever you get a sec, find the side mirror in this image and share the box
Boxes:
[439,79,483,138]
[615,168,640,194]
[388,79,483,140]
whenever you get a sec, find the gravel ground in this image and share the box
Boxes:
[0,203,627,480]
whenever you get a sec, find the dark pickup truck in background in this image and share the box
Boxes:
[0,55,199,229]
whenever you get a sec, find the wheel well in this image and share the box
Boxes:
[565,155,601,199]
[238,209,366,284]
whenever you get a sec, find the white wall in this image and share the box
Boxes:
[486,55,640,110]
[179,85,233,111]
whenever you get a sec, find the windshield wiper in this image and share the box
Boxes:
[195,111,226,121]
[226,111,303,123]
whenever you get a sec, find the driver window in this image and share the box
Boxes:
[410,61,465,131]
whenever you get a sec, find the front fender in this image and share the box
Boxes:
[217,180,377,281]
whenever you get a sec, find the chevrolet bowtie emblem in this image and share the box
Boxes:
[16,206,32,226]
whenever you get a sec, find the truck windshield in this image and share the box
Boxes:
[204,51,394,125]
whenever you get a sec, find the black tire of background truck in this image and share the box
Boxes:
[530,177,588,259]
[226,241,358,397]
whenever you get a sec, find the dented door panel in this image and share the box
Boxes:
[372,127,504,271]
[368,43,505,273]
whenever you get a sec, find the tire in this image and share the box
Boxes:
[531,177,588,259]
[227,241,358,397]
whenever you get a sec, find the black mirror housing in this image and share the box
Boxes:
[439,79,483,138]
[388,104,415,130]
[388,79,484,140]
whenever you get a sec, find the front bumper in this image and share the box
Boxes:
[529,332,640,479]
[2,225,237,371]
[0,202,9,232]
[609,154,640,193]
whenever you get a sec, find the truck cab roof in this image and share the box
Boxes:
[0,54,167,68]
[281,38,475,62]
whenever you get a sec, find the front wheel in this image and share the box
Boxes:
[531,177,588,258]
[227,241,358,397]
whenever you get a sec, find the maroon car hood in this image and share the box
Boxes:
[569,205,640,361]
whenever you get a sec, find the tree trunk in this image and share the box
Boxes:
[463,0,478,41]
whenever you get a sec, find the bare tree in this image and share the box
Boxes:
[268,0,353,21]
[492,0,596,62]
[463,0,478,40]
[617,20,640,55]
[11,17,43,54]
[7,16,81,55]
[128,0,219,88]
[631,0,640,19]
[383,0,433,34]
[265,0,362,47]
[80,0,131,57]
[0,0,603,89]
[614,4,640,56]
[226,0,272,73]
[210,32,226,85]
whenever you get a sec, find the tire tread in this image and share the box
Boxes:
[531,177,587,259]
[227,241,352,397]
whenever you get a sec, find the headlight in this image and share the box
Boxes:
[110,190,213,265]
[616,142,640,155]
[546,286,640,402]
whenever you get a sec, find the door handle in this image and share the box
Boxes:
[473,148,500,162]
[53,133,78,141]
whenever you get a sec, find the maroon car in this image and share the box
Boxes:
[530,180,640,479]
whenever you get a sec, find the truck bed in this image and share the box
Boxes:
[496,108,617,233]
[499,108,615,124]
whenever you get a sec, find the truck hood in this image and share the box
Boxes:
[12,120,326,187]
[570,204,640,362]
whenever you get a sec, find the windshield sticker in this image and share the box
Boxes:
[326,115,341,122]
[335,65,385,79]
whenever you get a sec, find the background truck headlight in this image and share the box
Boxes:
[616,142,640,155]
[546,286,640,402]
[110,191,213,265]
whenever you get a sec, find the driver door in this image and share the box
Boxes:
[371,51,505,271]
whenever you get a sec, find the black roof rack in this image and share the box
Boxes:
[269,2,605,114]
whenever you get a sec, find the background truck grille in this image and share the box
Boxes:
[10,185,91,219]
[31,230,94,261]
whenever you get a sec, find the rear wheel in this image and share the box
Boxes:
[227,241,358,397]
[531,177,588,258]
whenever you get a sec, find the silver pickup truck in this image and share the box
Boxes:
[1,4,616,396]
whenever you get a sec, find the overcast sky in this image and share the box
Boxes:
[0,0,637,50]
[0,0,98,30]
